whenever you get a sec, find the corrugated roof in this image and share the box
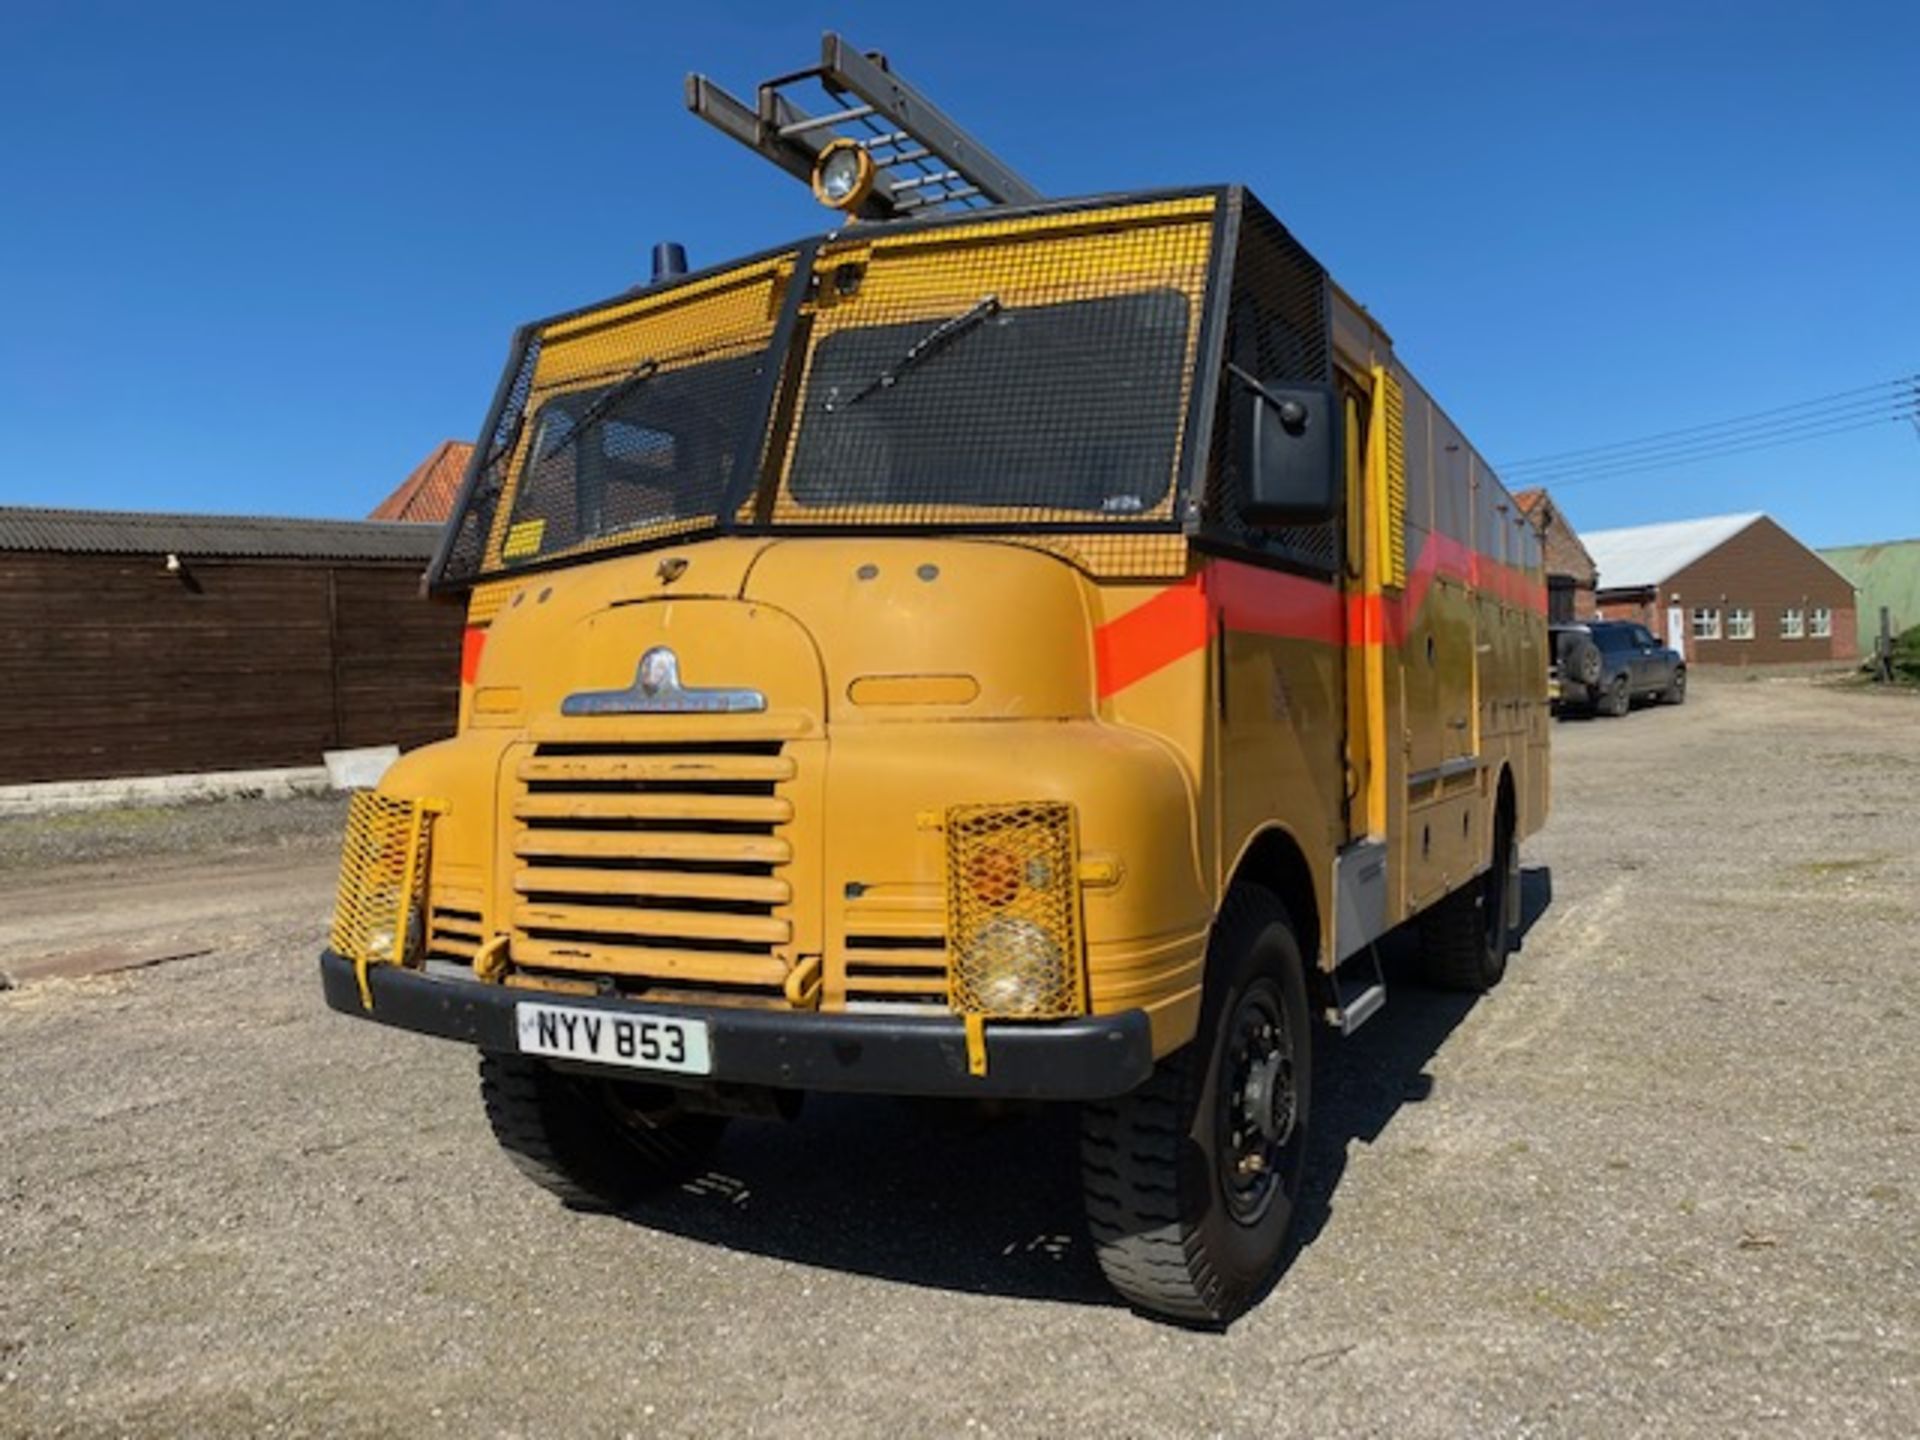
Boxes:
[0,506,442,561]
[1821,537,1920,642]
[1584,512,1766,592]
[370,440,471,524]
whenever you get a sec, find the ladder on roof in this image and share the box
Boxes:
[685,31,1042,219]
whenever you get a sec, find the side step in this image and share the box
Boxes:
[1325,944,1387,1036]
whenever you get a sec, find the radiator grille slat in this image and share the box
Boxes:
[514,793,793,824]
[514,829,791,865]
[514,937,790,987]
[518,755,796,785]
[513,902,791,946]
[513,868,790,905]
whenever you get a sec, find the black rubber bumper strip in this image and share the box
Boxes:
[319,951,1155,1101]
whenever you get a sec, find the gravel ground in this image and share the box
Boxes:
[0,793,349,872]
[1,676,1915,1437]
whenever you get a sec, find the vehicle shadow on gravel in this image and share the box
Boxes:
[613,867,1553,1312]
[1282,864,1553,1272]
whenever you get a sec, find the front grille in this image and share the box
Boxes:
[840,887,949,1008]
[510,740,796,1001]
[426,905,483,967]
[843,932,949,1008]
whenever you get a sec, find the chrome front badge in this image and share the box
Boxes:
[561,647,766,716]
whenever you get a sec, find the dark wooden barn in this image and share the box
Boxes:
[0,508,463,786]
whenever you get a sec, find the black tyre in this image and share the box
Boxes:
[1557,632,1603,688]
[1080,886,1311,1325]
[479,1051,726,1210]
[1418,798,1517,992]
[1663,667,1688,705]
[1600,674,1631,717]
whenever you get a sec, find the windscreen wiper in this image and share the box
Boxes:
[532,358,661,468]
[829,295,1002,411]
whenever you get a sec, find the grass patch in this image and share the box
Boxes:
[1795,856,1887,879]
[1527,1286,1616,1331]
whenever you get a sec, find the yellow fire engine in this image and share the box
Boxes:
[322,37,1547,1323]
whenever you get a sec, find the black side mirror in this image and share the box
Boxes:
[1234,370,1341,527]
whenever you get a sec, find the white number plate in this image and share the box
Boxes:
[514,1001,712,1076]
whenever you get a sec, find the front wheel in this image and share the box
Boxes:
[1080,887,1311,1325]
[479,1052,726,1211]
[1663,668,1688,705]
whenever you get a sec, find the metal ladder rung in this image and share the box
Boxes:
[892,184,980,211]
[778,103,877,137]
[889,168,961,193]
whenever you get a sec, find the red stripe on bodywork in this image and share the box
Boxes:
[1091,539,1546,698]
[460,626,487,685]
[1207,558,1343,645]
[1093,575,1208,698]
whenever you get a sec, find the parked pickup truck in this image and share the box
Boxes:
[1552,621,1686,717]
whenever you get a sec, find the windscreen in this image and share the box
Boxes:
[769,197,1216,532]
[435,259,788,582]
[785,288,1190,515]
[434,197,1219,587]
[503,350,765,561]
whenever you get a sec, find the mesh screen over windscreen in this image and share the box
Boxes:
[768,197,1218,576]
[436,260,788,583]
[435,198,1226,587]
[787,288,1189,515]
[503,349,766,562]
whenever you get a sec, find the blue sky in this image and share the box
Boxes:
[2,0,1915,546]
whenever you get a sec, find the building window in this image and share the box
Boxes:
[1692,607,1721,640]
[1727,607,1754,640]
[1810,606,1832,639]
[1781,607,1804,639]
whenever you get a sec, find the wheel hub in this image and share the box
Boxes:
[1218,984,1298,1223]
[1242,1047,1294,1144]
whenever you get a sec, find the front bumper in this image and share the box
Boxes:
[319,951,1155,1100]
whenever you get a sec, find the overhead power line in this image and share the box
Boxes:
[1502,374,1916,472]
[1509,398,1920,486]
[1506,392,1911,479]
[1500,372,1919,486]
[1526,412,1917,489]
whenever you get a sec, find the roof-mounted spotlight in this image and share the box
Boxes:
[811,138,876,212]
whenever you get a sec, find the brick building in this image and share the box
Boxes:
[1586,512,1857,665]
[1514,488,1597,623]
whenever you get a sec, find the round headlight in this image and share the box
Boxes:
[811,140,876,211]
[964,917,1063,1016]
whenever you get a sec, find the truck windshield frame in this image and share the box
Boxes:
[427,188,1237,591]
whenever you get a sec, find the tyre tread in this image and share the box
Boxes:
[1078,886,1294,1323]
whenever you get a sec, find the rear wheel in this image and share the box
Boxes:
[1600,674,1631,717]
[1080,887,1311,1325]
[479,1052,726,1210]
[1419,799,1517,992]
